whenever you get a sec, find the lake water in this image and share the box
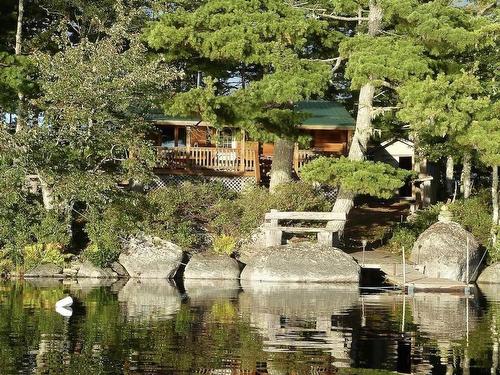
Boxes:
[0,279,498,374]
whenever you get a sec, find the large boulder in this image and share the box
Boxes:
[240,242,360,283]
[24,263,63,278]
[110,261,129,278]
[184,253,241,280]
[477,263,500,284]
[76,261,117,278]
[119,234,184,279]
[410,221,481,282]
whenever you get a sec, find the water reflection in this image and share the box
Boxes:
[118,279,182,320]
[0,279,498,374]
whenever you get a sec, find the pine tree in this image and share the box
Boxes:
[145,0,336,190]
[294,0,497,233]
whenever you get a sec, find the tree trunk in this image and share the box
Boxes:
[39,177,55,211]
[461,152,472,199]
[492,165,499,245]
[327,1,382,234]
[15,0,23,55]
[446,156,454,198]
[269,138,294,193]
[15,0,25,133]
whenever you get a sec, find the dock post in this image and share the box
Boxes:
[402,246,406,293]
[466,236,470,285]
[361,239,367,267]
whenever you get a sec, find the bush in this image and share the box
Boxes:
[212,234,237,255]
[84,193,149,267]
[448,191,492,247]
[82,181,334,264]
[385,227,416,255]
[145,182,235,248]
[23,243,66,271]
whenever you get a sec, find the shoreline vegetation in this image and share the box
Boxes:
[0,0,498,284]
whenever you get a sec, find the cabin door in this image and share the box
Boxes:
[398,156,413,197]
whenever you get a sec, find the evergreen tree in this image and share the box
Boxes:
[145,0,337,190]
[295,0,497,232]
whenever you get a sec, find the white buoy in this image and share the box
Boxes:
[55,306,73,317]
[55,296,73,308]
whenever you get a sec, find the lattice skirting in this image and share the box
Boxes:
[317,185,339,203]
[149,174,257,192]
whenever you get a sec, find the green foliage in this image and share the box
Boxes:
[340,35,429,89]
[449,191,493,247]
[211,235,237,255]
[23,243,66,271]
[0,163,71,268]
[146,182,235,249]
[80,181,331,264]
[301,156,413,199]
[83,193,150,267]
[145,0,332,141]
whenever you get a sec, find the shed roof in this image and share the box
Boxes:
[151,100,355,130]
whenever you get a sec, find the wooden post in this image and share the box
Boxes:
[186,126,191,152]
[293,143,299,172]
[240,129,246,172]
[466,236,470,285]
[317,230,333,247]
[265,209,283,247]
[402,246,406,292]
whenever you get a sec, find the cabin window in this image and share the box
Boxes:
[160,127,175,148]
[160,126,187,148]
[217,129,235,149]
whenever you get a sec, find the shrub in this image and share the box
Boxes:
[81,181,335,263]
[23,243,66,271]
[385,227,416,255]
[0,250,14,275]
[212,234,237,255]
[145,182,234,248]
[448,191,492,247]
[82,243,119,269]
[84,193,148,267]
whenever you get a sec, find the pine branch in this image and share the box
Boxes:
[381,81,396,89]
[371,106,399,118]
[289,2,368,21]
[307,56,343,72]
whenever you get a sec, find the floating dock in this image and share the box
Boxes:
[350,250,470,293]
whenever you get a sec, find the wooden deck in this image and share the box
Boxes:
[155,146,338,181]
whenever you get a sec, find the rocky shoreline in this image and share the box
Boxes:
[9,230,498,285]
[13,233,362,283]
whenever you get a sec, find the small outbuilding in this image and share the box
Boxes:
[371,138,437,207]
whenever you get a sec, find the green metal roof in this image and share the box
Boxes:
[150,100,355,129]
[295,100,355,128]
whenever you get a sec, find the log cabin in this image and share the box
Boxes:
[150,100,355,190]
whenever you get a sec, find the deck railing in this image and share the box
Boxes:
[294,143,346,170]
[156,146,258,173]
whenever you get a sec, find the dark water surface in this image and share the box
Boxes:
[0,279,498,374]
